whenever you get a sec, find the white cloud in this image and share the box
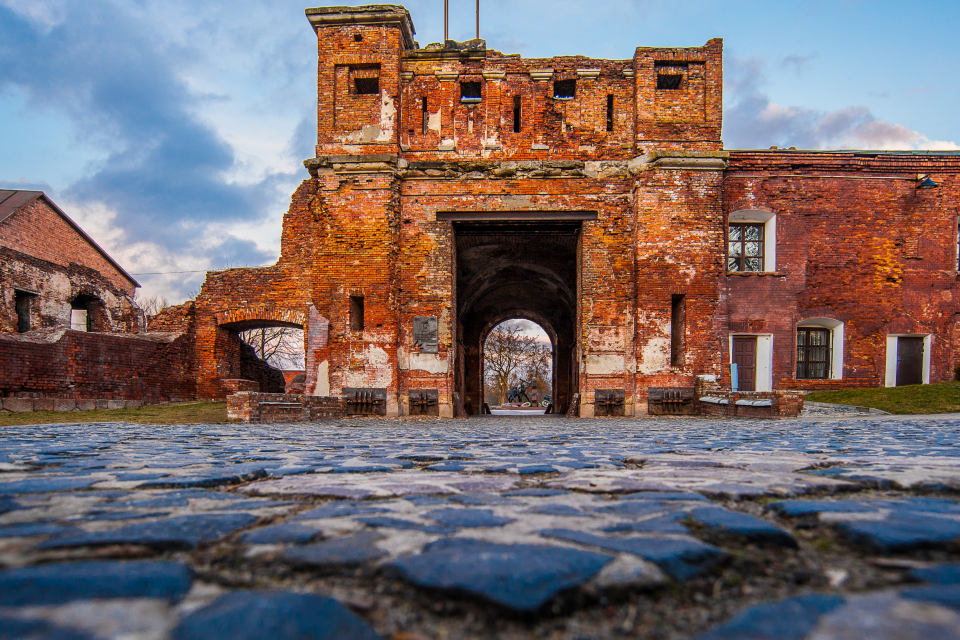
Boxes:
[724,57,960,151]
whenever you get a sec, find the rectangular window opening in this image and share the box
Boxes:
[512,95,521,133]
[349,295,365,332]
[353,77,379,95]
[553,79,576,99]
[656,74,683,90]
[70,308,88,332]
[350,65,380,95]
[14,290,33,333]
[460,81,482,103]
[606,94,614,132]
[796,328,831,379]
[421,97,428,134]
[671,294,686,367]
[728,222,765,272]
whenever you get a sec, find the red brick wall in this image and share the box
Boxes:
[723,151,960,388]
[184,7,960,417]
[0,328,195,402]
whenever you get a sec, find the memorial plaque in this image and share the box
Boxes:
[413,316,438,353]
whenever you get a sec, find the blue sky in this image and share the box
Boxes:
[2,0,958,302]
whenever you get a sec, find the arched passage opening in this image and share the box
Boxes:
[215,317,305,394]
[452,218,582,415]
[482,318,554,411]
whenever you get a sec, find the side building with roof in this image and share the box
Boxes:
[0,190,141,334]
[0,190,199,410]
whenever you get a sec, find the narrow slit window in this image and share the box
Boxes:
[349,296,364,331]
[671,294,686,366]
[15,290,33,333]
[460,81,482,103]
[421,97,429,134]
[512,95,521,132]
[553,79,576,99]
[606,94,614,131]
[656,74,683,90]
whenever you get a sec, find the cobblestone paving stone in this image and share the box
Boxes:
[0,413,959,638]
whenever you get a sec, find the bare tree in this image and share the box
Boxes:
[238,326,305,370]
[134,293,170,318]
[483,320,552,405]
[521,340,552,399]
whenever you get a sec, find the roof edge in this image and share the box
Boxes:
[1,190,140,289]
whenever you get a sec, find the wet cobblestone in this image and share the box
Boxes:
[0,413,959,638]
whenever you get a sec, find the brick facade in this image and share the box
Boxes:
[0,192,199,407]
[188,5,960,417]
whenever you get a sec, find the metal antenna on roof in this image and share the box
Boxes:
[476,0,480,39]
[444,0,449,42]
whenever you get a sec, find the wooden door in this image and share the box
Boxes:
[732,336,757,391]
[896,337,924,386]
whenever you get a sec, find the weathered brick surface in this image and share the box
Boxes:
[226,391,344,423]
[184,6,960,417]
[0,328,195,403]
[723,151,960,389]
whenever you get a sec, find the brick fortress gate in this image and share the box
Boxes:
[191,5,960,417]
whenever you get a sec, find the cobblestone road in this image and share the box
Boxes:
[1,414,959,638]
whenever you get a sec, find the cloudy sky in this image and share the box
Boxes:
[2,0,958,303]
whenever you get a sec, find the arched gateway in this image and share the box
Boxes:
[184,5,960,417]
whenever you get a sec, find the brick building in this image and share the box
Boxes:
[0,190,197,408]
[192,5,960,417]
[0,190,140,334]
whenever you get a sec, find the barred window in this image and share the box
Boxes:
[728,223,764,271]
[796,327,831,379]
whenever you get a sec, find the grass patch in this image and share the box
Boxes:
[0,402,228,426]
[806,382,960,414]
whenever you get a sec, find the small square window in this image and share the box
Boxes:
[553,79,576,99]
[350,65,380,95]
[460,81,482,103]
[656,74,682,90]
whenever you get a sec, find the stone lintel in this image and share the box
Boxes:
[576,69,601,79]
[629,151,729,172]
[305,5,416,50]
[434,71,459,82]
[481,70,506,81]
[304,154,399,177]
[529,69,554,81]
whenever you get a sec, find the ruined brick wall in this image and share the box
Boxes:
[185,5,960,416]
[0,246,140,334]
[0,328,195,402]
[723,151,960,388]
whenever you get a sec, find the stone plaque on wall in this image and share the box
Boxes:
[413,316,438,353]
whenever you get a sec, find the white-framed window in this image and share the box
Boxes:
[885,334,932,387]
[796,318,844,380]
[728,209,776,272]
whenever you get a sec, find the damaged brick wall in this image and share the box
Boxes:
[0,327,195,403]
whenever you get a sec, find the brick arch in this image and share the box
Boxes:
[214,306,307,330]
